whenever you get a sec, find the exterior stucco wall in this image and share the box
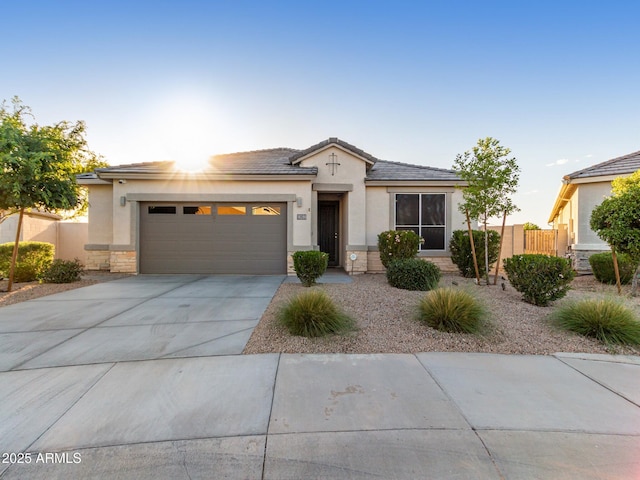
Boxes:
[87,184,113,245]
[575,182,612,248]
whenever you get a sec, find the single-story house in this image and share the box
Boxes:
[548,149,640,272]
[79,138,468,275]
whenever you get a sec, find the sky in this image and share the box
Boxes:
[2,0,639,227]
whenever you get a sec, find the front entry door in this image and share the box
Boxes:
[318,201,339,267]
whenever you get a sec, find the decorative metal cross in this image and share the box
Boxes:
[326,153,340,176]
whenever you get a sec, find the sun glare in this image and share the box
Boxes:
[149,92,220,172]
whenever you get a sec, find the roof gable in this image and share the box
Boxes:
[289,138,379,166]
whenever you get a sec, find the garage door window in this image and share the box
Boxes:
[252,206,281,215]
[217,206,246,215]
[148,206,176,214]
[183,206,212,215]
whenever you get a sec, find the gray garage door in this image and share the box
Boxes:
[139,202,287,274]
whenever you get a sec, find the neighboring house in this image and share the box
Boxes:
[78,138,468,275]
[548,149,640,273]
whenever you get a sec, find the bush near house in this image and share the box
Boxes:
[42,258,84,283]
[551,298,640,346]
[0,241,54,283]
[449,230,500,278]
[292,250,329,287]
[503,254,575,306]
[278,289,355,337]
[377,230,421,268]
[588,252,638,285]
[417,288,487,334]
[386,258,441,291]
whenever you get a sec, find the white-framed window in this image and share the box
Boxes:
[394,193,446,250]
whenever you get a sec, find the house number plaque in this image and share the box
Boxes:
[297,214,307,220]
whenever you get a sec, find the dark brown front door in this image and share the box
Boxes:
[318,201,339,266]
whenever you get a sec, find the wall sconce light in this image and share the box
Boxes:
[120,196,127,206]
[296,197,303,207]
[326,153,340,176]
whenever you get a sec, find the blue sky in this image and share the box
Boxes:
[2,1,639,226]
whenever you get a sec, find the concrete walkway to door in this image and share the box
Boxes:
[0,275,284,370]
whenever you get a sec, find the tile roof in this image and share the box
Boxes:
[566,150,640,180]
[93,138,459,181]
[366,159,459,181]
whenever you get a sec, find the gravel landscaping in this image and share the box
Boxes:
[243,273,640,356]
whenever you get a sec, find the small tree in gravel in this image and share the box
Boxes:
[454,137,520,285]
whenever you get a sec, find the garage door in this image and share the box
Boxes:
[139,202,287,274]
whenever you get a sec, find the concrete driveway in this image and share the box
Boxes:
[0,275,284,371]
[1,275,640,479]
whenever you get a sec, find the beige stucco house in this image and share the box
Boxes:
[548,149,640,272]
[79,138,468,275]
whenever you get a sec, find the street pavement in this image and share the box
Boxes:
[0,275,638,479]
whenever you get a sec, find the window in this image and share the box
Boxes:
[183,206,212,215]
[252,206,281,215]
[217,206,246,215]
[395,193,446,250]
[148,206,176,214]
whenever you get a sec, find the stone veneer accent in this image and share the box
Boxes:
[571,250,600,274]
[367,251,456,274]
[344,250,367,274]
[109,250,137,273]
[85,250,110,271]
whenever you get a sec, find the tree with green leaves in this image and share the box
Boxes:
[0,97,102,291]
[454,137,520,285]
[590,179,640,295]
[522,222,540,230]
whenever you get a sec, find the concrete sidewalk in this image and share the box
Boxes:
[1,352,639,479]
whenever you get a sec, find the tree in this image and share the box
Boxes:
[523,222,540,230]
[590,184,640,295]
[454,137,520,284]
[612,169,640,195]
[0,97,101,291]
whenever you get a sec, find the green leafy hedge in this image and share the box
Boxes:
[0,241,55,282]
[386,258,441,291]
[292,250,328,287]
[449,230,500,278]
[377,230,421,268]
[503,254,575,306]
[588,252,637,285]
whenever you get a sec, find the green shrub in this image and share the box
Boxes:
[42,258,84,283]
[449,230,501,278]
[386,258,441,291]
[0,241,55,282]
[503,254,575,306]
[551,298,640,345]
[417,288,487,334]
[377,230,421,269]
[292,250,329,287]
[278,289,355,337]
[588,252,638,285]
